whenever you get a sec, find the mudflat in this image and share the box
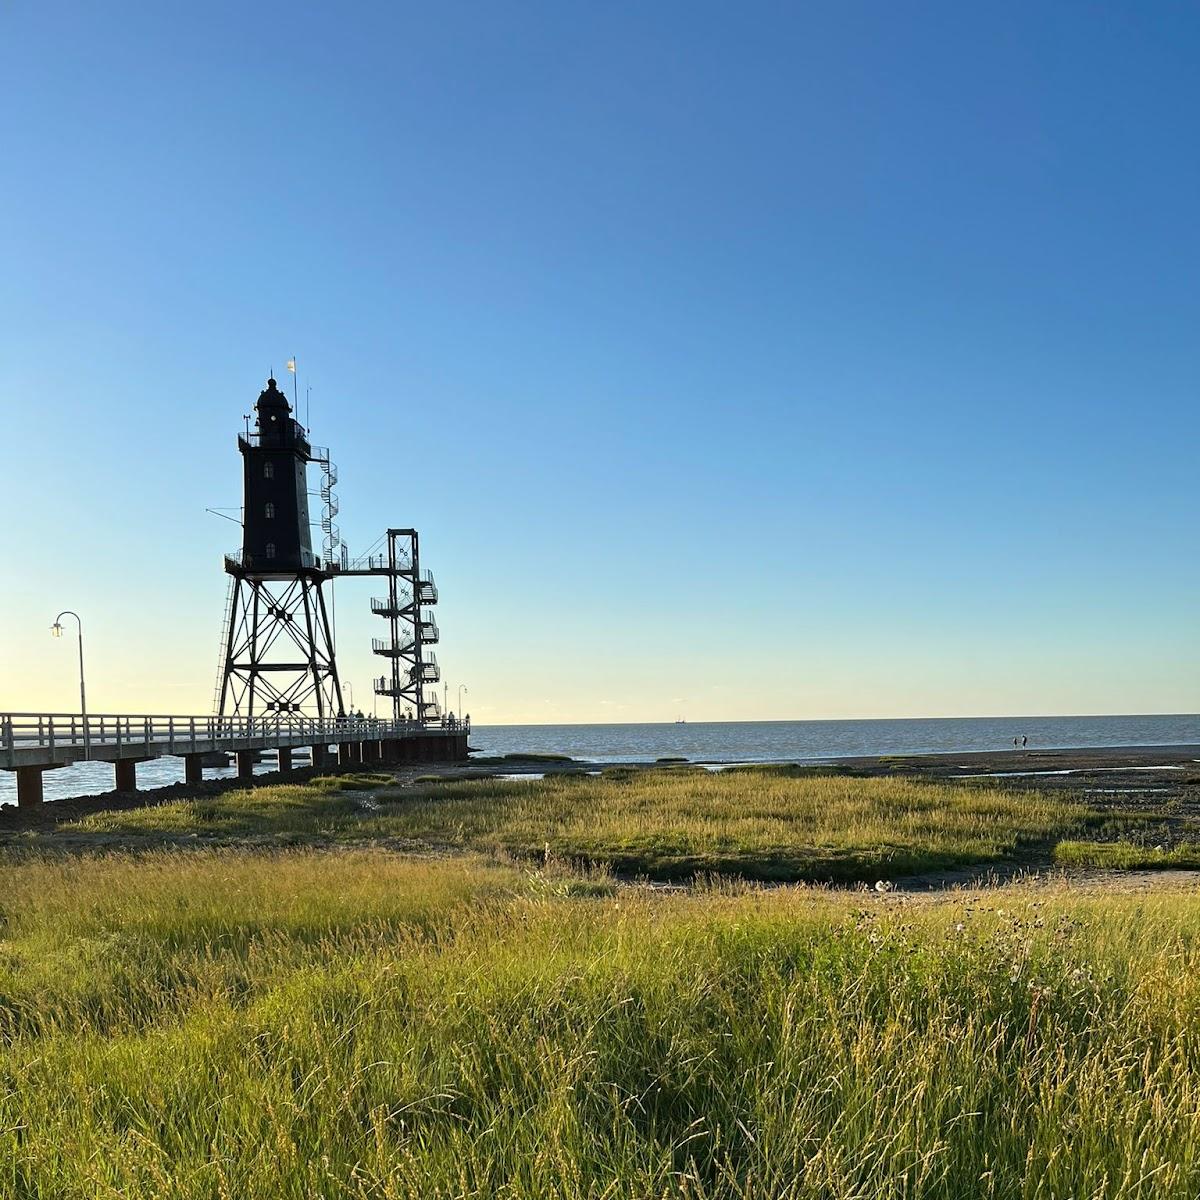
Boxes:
[830,743,1200,805]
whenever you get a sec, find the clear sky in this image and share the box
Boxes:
[1,2,1196,724]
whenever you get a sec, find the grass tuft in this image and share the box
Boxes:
[1055,839,1200,870]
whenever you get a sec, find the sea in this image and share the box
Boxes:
[2,713,1197,807]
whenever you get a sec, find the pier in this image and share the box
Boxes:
[1,712,469,808]
[2,377,471,813]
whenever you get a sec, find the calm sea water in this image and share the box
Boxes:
[3,714,1197,806]
[467,714,1200,764]
[0,755,293,807]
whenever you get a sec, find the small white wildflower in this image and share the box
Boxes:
[874,880,893,893]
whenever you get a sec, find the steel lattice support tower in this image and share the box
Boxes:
[217,378,345,722]
[218,572,342,719]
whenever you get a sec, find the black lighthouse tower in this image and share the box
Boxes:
[217,378,344,721]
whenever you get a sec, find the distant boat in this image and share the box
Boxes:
[675,717,686,724]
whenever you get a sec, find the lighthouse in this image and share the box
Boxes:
[216,377,344,721]
[238,377,317,572]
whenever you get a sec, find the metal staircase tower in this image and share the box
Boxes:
[364,529,441,721]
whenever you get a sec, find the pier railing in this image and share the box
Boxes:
[1,712,469,767]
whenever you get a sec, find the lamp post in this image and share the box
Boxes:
[458,684,468,722]
[51,610,89,759]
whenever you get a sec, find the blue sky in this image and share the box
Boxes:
[1,1,1196,722]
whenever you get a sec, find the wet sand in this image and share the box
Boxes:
[827,743,1200,808]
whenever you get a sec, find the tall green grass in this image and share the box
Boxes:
[375,768,1082,879]
[1056,840,1200,870]
[2,850,1200,1196]
[71,767,1086,882]
[68,773,394,842]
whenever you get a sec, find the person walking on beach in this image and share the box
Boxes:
[1022,735,1028,749]
[1013,736,1019,750]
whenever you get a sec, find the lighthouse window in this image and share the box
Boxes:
[265,543,276,560]
[264,502,275,519]
[263,461,274,480]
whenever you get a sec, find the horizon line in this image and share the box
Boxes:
[473,711,1199,729]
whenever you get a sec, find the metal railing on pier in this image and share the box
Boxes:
[1,711,469,770]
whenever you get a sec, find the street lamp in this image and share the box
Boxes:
[51,610,89,759]
[458,684,468,720]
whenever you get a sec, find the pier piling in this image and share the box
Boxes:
[1,712,469,800]
[16,766,45,808]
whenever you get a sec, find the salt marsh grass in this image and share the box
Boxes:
[72,767,1086,882]
[1056,839,1200,870]
[2,850,1200,1197]
[373,768,1083,879]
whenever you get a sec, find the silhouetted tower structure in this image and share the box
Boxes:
[370,530,441,721]
[217,378,344,721]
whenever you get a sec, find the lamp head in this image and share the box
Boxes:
[51,622,63,638]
